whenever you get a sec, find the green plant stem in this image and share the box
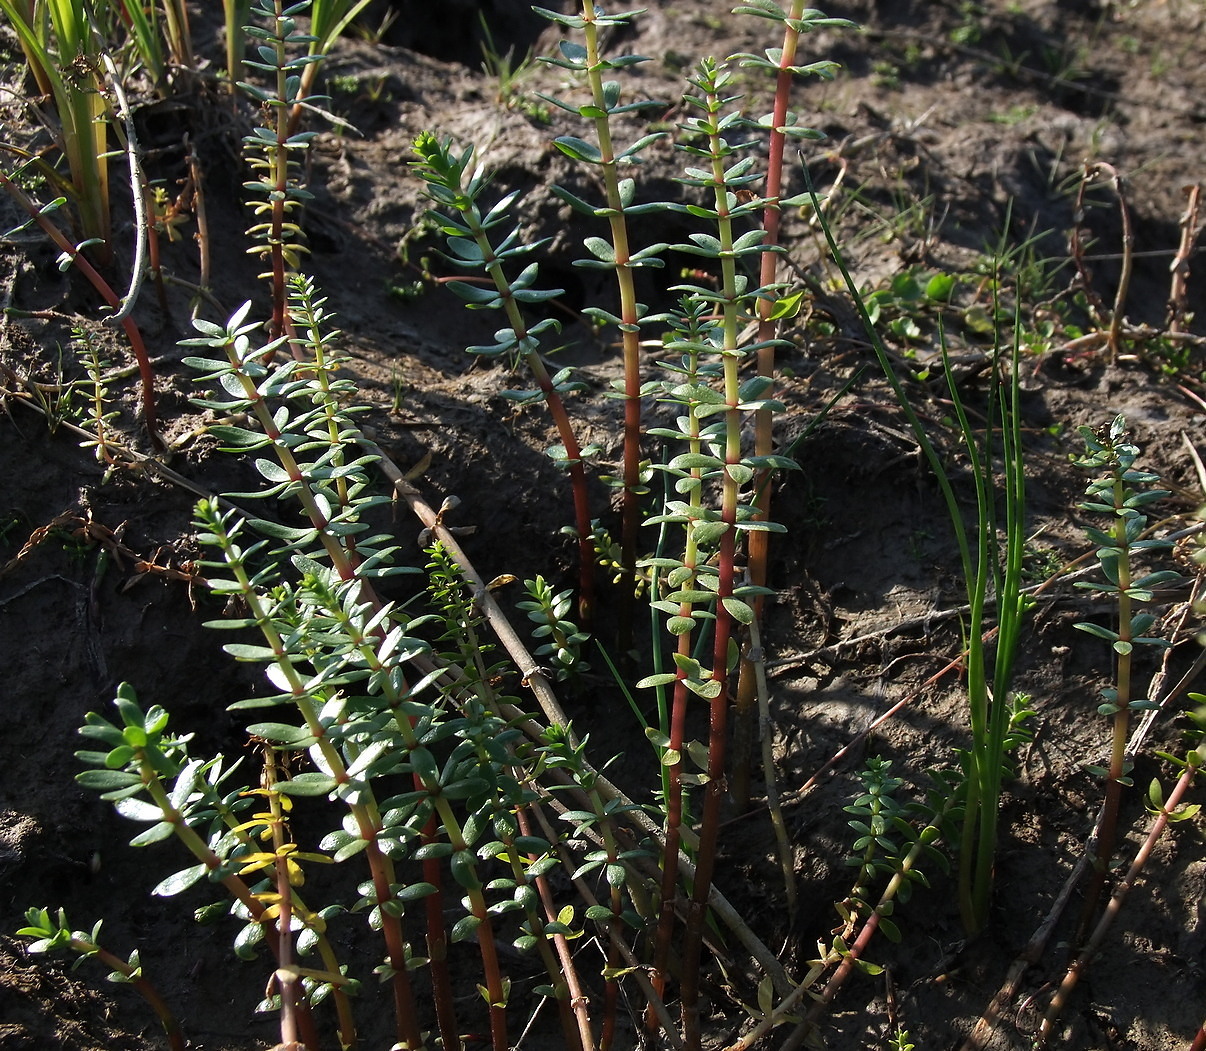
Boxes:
[0,170,159,446]
[286,0,373,136]
[224,0,252,91]
[222,346,366,582]
[580,2,644,635]
[0,0,113,262]
[136,757,273,925]
[718,958,830,1051]
[421,783,508,1051]
[160,0,193,69]
[950,346,1006,934]
[267,0,293,339]
[411,136,596,618]
[649,357,707,1028]
[291,279,361,561]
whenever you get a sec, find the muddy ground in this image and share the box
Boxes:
[1,0,1205,1049]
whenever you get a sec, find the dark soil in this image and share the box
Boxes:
[1,1,1205,1049]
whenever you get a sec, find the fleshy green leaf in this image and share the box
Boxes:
[152,862,209,897]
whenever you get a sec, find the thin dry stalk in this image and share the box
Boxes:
[93,39,148,325]
[186,139,211,311]
[1070,162,1135,364]
[1168,183,1202,334]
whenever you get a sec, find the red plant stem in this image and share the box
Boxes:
[732,0,807,807]
[265,748,317,1051]
[648,651,691,1032]
[1079,470,1136,936]
[759,802,955,1051]
[679,85,751,1047]
[1040,758,1199,1045]
[437,813,508,1051]
[530,356,596,621]
[0,169,160,446]
[273,860,306,1048]
[471,240,594,619]
[74,941,187,1051]
[784,875,916,1046]
[1190,1021,1206,1051]
[515,808,592,1051]
[649,349,707,1035]
[420,810,461,1051]
[478,925,508,1046]
[679,479,736,1049]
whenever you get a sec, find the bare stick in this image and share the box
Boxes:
[186,139,212,314]
[1095,163,1135,364]
[1168,184,1202,335]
